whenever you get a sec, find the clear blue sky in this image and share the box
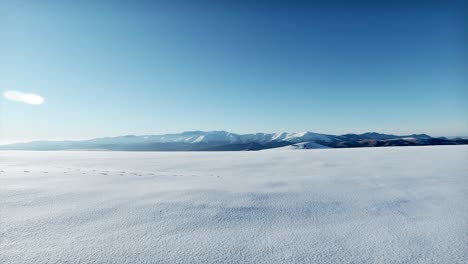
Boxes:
[1,0,467,143]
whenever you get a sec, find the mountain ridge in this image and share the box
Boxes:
[1,131,466,151]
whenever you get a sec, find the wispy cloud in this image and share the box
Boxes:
[3,91,45,105]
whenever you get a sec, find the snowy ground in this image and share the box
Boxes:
[1,146,467,263]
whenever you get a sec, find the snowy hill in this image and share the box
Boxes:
[265,142,330,150]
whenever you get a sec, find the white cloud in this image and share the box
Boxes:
[3,90,45,105]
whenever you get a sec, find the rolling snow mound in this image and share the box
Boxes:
[268,142,330,150]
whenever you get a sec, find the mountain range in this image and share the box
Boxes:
[1,131,467,151]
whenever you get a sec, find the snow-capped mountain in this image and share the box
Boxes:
[0,131,466,151]
[85,131,334,145]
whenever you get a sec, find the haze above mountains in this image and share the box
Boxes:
[1,131,467,151]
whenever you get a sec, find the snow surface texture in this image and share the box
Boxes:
[1,146,468,264]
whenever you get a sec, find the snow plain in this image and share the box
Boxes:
[1,146,467,263]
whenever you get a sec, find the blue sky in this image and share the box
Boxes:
[1,0,467,143]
